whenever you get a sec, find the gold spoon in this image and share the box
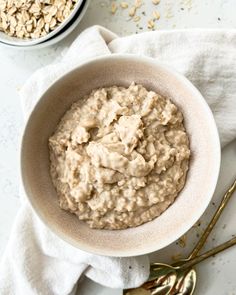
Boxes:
[124,178,236,295]
[168,177,236,294]
[125,236,236,295]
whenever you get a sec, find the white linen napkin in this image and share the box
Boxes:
[1,25,236,295]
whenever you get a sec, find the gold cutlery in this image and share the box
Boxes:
[124,178,236,295]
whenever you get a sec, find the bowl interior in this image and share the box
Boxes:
[21,55,220,256]
[0,0,84,46]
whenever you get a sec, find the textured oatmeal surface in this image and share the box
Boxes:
[49,83,190,229]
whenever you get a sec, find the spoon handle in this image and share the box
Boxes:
[181,236,236,270]
[188,178,236,260]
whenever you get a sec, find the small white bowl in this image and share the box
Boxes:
[21,55,221,257]
[0,0,84,47]
[0,0,89,50]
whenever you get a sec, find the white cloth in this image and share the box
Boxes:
[1,25,236,295]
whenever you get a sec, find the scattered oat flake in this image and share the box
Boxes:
[178,234,187,248]
[153,10,160,20]
[111,2,117,14]
[180,0,192,10]
[147,19,155,29]
[152,0,160,5]
[133,15,141,22]
[120,2,128,9]
[129,6,136,17]
[135,0,142,8]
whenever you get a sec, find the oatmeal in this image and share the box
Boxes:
[49,83,190,230]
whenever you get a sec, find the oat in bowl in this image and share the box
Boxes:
[0,0,83,46]
[49,82,191,230]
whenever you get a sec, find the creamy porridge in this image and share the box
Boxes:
[49,83,190,230]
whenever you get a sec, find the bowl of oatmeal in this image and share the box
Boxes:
[21,55,220,256]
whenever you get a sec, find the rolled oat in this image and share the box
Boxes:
[0,0,77,39]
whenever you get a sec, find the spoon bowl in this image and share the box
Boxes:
[177,269,196,295]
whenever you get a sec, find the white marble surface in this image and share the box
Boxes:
[0,0,236,294]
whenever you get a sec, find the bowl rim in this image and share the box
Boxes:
[20,54,221,257]
[0,0,84,47]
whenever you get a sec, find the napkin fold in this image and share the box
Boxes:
[1,25,236,295]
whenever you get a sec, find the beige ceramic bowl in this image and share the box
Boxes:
[21,55,221,257]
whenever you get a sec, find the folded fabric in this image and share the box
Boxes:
[0,25,236,295]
